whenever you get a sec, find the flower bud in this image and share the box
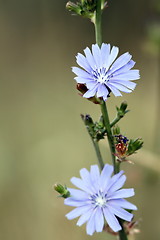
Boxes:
[85,114,94,126]
[66,1,81,15]
[120,101,128,112]
[54,183,70,198]
[116,101,129,118]
[127,138,143,155]
[66,0,96,19]
[77,83,88,94]
[77,84,101,104]
[113,125,120,135]
[81,114,94,127]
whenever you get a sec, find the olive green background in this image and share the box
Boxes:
[0,1,160,240]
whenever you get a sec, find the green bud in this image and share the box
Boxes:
[98,115,104,127]
[66,0,96,19]
[54,183,70,198]
[112,125,121,135]
[127,138,143,155]
[81,114,106,141]
[116,101,129,118]
[81,114,94,127]
[81,114,96,138]
[120,101,128,112]
[66,1,81,15]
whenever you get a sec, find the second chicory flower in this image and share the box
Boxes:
[72,43,140,101]
[65,164,137,235]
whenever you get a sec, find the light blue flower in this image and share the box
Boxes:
[65,164,137,235]
[72,44,140,101]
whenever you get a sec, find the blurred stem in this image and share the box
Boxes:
[94,1,117,173]
[101,0,105,5]
[100,101,117,173]
[91,139,104,170]
[82,117,104,169]
[94,1,128,240]
[154,49,160,154]
[95,0,102,46]
[118,220,128,240]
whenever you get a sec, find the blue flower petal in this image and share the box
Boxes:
[112,70,140,80]
[96,84,109,98]
[79,168,96,192]
[76,53,91,72]
[107,46,119,70]
[108,199,137,210]
[77,207,93,226]
[111,80,136,90]
[67,188,88,199]
[84,47,96,70]
[72,67,91,78]
[70,177,93,194]
[105,170,124,192]
[106,83,122,96]
[94,208,104,232]
[100,164,113,191]
[103,95,108,101]
[80,168,91,185]
[107,175,126,194]
[110,52,132,73]
[107,203,133,221]
[86,81,97,89]
[74,77,93,83]
[107,188,135,200]
[90,165,100,191]
[65,198,89,207]
[86,210,96,235]
[103,207,121,232]
[83,84,98,98]
[66,205,92,220]
[110,60,135,76]
[100,43,110,66]
[92,44,102,68]
[108,82,132,93]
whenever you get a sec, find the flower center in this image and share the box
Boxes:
[90,191,107,207]
[98,74,106,83]
[92,67,111,84]
[95,196,107,207]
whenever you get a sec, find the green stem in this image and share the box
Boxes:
[100,100,117,173]
[110,115,121,128]
[118,230,128,240]
[118,219,128,240]
[94,1,128,240]
[91,139,104,170]
[82,115,104,169]
[95,0,117,173]
[95,0,102,46]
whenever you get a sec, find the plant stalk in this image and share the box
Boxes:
[100,101,117,173]
[94,1,128,239]
[91,139,104,170]
[95,0,102,46]
[110,115,122,128]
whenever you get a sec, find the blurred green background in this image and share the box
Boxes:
[0,0,160,240]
